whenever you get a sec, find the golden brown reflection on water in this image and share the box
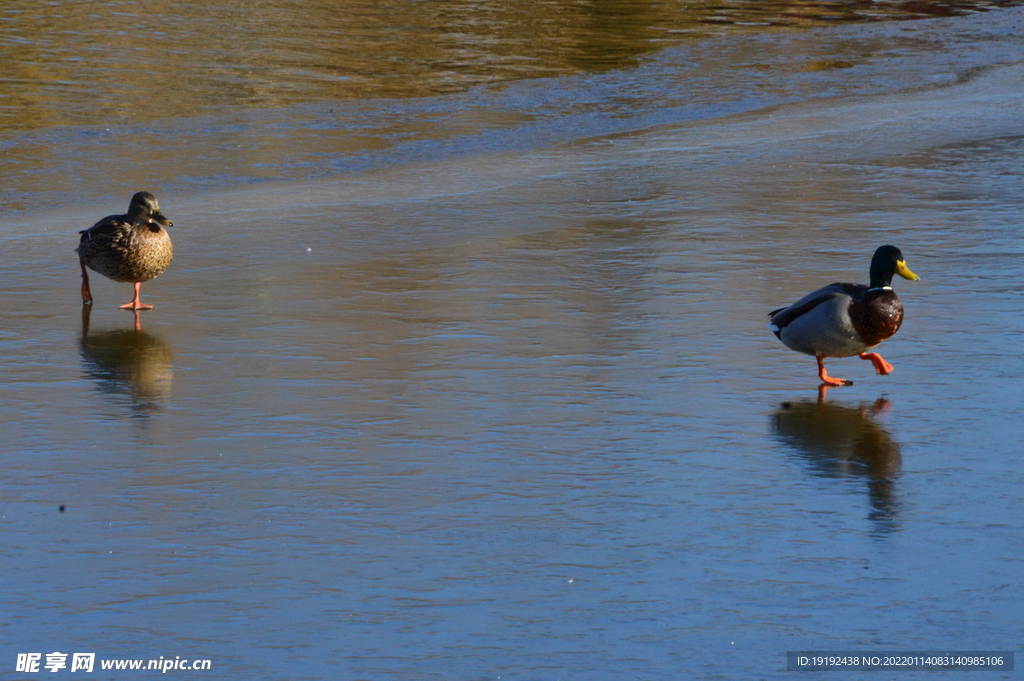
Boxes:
[0,0,1018,131]
[79,307,173,417]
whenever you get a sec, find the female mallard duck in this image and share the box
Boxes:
[767,245,919,386]
[77,192,174,311]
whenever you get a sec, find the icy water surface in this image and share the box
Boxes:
[2,2,1024,680]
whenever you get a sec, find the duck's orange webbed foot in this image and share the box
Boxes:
[816,354,852,387]
[859,352,894,375]
[120,282,153,311]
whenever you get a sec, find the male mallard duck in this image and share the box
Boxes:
[767,245,919,386]
[77,192,174,310]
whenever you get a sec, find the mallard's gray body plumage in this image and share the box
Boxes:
[77,192,174,310]
[768,283,903,358]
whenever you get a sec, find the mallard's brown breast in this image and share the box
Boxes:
[848,288,903,347]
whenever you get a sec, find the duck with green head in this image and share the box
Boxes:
[76,192,174,311]
[767,245,920,386]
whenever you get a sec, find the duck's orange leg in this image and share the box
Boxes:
[817,354,852,386]
[859,352,894,375]
[80,261,93,305]
[120,282,154,311]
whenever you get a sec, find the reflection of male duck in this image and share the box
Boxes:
[79,307,173,417]
[772,398,901,532]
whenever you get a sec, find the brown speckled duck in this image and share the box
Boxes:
[77,192,174,310]
[767,245,920,387]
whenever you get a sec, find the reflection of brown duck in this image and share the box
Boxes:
[79,307,173,417]
[772,398,901,531]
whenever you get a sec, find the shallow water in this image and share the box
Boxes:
[3,2,1024,680]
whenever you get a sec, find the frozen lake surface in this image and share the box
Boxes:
[2,2,1023,678]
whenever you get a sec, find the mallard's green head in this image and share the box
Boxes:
[869,245,919,289]
[127,191,173,228]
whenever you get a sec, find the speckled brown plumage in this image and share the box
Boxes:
[77,192,174,310]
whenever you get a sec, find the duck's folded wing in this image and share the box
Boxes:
[78,214,123,244]
[769,283,862,330]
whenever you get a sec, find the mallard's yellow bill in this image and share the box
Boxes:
[896,260,920,281]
